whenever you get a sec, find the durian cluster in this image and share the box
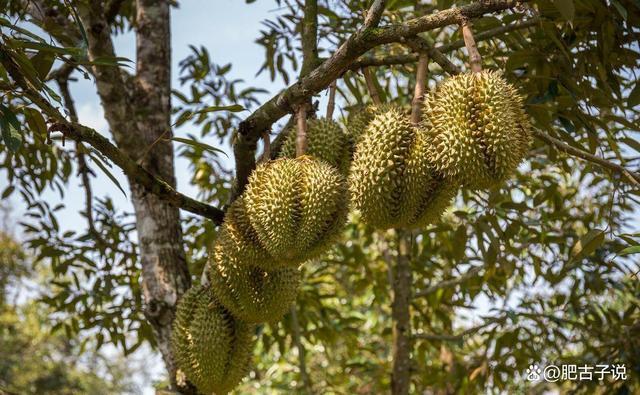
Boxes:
[172,155,348,393]
[171,69,531,394]
[350,70,531,230]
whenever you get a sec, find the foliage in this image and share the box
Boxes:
[0,232,140,394]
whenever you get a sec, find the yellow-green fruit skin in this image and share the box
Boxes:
[279,118,351,173]
[208,235,301,323]
[423,70,532,189]
[219,196,271,267]
[244,156,348,266]
[349,106,457,230]
[172,286,254,395]
[345,104,398,149]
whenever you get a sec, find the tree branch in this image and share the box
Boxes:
[414,266,482,298]
[364,0,387,28]
[351,18,538,70]
[533,130,640,185]
[362,67,383,105]
[404,36,461,75]
[290,305,313,393]
[326,80,337,119]
[413,316,504,341]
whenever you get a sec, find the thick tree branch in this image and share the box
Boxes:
[351,18,538,70]
[301,0,319,76]
[533,130,640,185]
[364,0,387,28]
[233,0,524,196]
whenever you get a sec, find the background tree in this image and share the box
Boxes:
[1,0,639,394]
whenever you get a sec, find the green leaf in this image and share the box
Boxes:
[611,0,628,20]
[195,104,245,114]
[627,83,640,107]
[619,246,640,256]
[0,105,22,152]
[570,229,605,262]
[23,107,47,136]
[171,137,228,157]
[89,154,127,197]
[553,0,575,21]
[30,51,55,79]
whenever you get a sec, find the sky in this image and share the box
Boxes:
[4,1,290,393]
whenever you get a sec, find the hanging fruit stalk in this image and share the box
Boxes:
[326,80,337,119]
[296,104,309,157]
[411,53,429,125]
[460,17,482,72]
[362,67,383,105]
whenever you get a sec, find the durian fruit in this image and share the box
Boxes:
[349,106,457,230]
[172,286,254,395]
[244,156,348,266]
[344,103,399,149]
[218,195,271,268]
[208,236,301,323]
[278,118,351,173]
[422,70,531,189]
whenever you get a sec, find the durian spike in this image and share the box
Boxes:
[362,67,383,105]
[295,104,309,156]
[460,17,482,73]
[411,53,429,125]
[326,79,337,119]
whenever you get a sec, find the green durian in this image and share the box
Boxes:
[349,106,457,230]
[278,118,351,173]
[345,104,399,148]
[218,196,271,267]
[244,156,348,266]
[172,286,254,395]
[422,70,532,189]
[208,235,301,323]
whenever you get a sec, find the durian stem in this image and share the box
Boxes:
[295,104,309,156]
[411,54,429,125]
[362,67,383,105]
[290,305,314,393]
[460,18,482,72]
[326,80,338,119]
[391,229,413,395]
[260,131,271,163]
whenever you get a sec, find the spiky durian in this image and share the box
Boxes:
[279,118,351,173]
[218,196,271,267]
[349,106,457,230]
[422,70,532,189]
[208,236,301,323]
[172,286,254,395]
[244,156,348,266]
[345,104,399,148]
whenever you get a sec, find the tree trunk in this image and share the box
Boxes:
[391,229,412,395]
[80,1,192,391]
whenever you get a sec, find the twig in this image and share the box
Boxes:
[362,67,383,105]
[295,104,309,157]
[414,266,482,298]
[404,36,461,75]
[460,17,482,72]
[351,18,538,70]
[326,80,337,119]
[413,316,504,341]
[411,54,429,125]
[533,129,640,185]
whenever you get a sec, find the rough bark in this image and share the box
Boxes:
[79,1,193,391]
[391,230,413,395]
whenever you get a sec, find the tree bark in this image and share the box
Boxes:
[78,1,192,391]
[391,229,412,395]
